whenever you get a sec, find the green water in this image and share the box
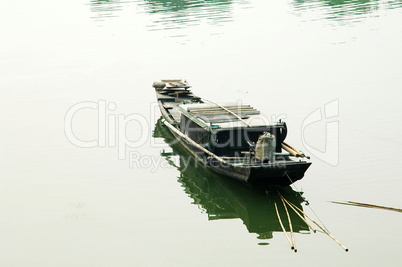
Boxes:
[1,0,402,266]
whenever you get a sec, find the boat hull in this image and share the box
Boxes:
[208,160,311,186]
[164,121,311,187]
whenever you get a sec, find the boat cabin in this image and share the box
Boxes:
[178,102,287,157]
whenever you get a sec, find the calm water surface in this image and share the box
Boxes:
[1,0,402,266]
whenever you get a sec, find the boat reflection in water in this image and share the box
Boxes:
[153,118,310,243]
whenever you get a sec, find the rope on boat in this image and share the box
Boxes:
[284,171,330,233]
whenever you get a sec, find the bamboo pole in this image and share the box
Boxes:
[281,144,299,157]
[201,98,252,127]
[331,201,402,213]
[280,196,297,252]
[274,199,294,251]
[286,200,348,252]
[283,142,305,157]
[163,120,228,165]
[279,194,317,233]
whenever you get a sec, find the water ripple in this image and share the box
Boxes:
[90,0,251,30]
[90,0,132,20]
[140,0,250,31]
[291,0,402,24]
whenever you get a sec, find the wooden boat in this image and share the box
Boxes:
[153,79,311,186]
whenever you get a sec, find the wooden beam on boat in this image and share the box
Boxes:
[191,109,257,114]
[188,105,252,110]
[281,142,309,158]
[168,92,191,96]
[217,156,248,160]
[168,84,191,89]
[282,144,299,157]
[195,114,250,119]
[162,88,189,91]
[200,98,253,128]
[162,119,229,165]
[187,105,252,112]
[161,79,182,82]
[190,109,258,115]
[283,142,306,157]
[196,115,252,124]
[162,80,191,88]
[162,102,178,109]
[194,111,259,117]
